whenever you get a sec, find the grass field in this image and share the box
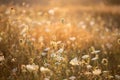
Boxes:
[0,4,120,80]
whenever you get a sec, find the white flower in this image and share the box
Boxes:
[115,75,120,80]
[66,23,72,27]
[91,57,98,61]
[78,21,86,29]
[0,55,5,62]
[5,9,11,14]
[44,47,50,52]
[37,11,43,16]
[48,9,55,15]
[90,21,95,26]
[69,37,76,41]
[84,71,92,75]
[50,53,57,58]
[20,24,29,35]
[56,41,62,44]
[55,56,65,62]
[118,65,120,68]
[69,57,79,66]
[91,50,100,54]
[87,65,92,69]
[26,64,39,72]
[56,48,64,54]
[93,69,101,75]
[12,67,17,73]
[82,55,89,59]
[103,71,109,76]
[40,67,50,72]
[91,55,99,61]
[106,43,112,49]
[38,36,44,42]
[44,63,50,67]
[44,78,50,80]
[55,62,61,65]
[69,76,76,80]
[41,52,47,56]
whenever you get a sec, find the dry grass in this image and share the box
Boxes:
[0,5,120,80]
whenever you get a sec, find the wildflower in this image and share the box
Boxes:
[25,17,32,23]
[55,56,65,62]
[91,50,100,54]
[12,67,17,73]
[90,21,95,26]
[91,57,98,61]
[50,41,57,47]
[44,78,50,80]
[20,24,29,35]
[5,9,11,15]
[60,18,65,24]
[31,37,36,42]
[56,41,62,44]
[69,57,79,66]
[55,62,61,65]
[101,58,108,66]
[82,55,89,59]
[50,53,57,58]
[108,75,114,79]
[10,7,16,14]
[44,47,50,52]
[103,71,109,76]
[21,64,27,73]
[37,11,43,16]
[66,23,72,27]
[45,28,50,32]
[41,52,47,56]
[84,71,92,75]
[48,9,55,15]
[80,60,87,65]
[0,55,5,62]
[26,64,39,72]
[56,48,64,54]
[106,43,112,49]
[69,76,76,80]
[115,75,120,80]
[103,71,109,74]
[0,52,4,62]
[91,55,99,61]
[44,63,50,67]
[93,68,101,75]
[118,39,120,45]
[69,37,76,41]
[87,65,92,69]
[19,39,25,45]
[11,58,16,62]
[118,65,120,68]
[78,21,86,29]
[40,67,50,73]
[38,36,44,42]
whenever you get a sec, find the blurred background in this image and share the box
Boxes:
[0,0,120,6]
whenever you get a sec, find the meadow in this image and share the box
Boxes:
[0,4,120,80]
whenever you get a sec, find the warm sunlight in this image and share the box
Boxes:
[0,0,120,80]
